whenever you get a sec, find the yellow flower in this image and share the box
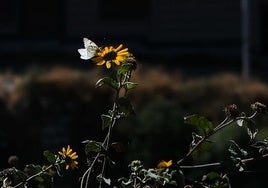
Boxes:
[91,44,129,69]
[157,160,173,168]
[58,145,78,170]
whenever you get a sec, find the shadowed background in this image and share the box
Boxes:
[1,0,268,187]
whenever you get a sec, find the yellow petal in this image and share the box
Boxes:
[106,62,111,69]
[115,44,123,52]
[118,48,128,53]
[117,52,129,57]
[114,60,121,65]
[96,60,106,66]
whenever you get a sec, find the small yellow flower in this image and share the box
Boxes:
[157,160,173,168]
[58,145,78,170]
[91,44,129,69]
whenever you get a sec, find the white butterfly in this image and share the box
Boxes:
[78,38,100,60]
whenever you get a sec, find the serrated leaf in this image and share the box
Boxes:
[184,115,214,135]
[124,82,138,90]
[96,77,118,89]
[43,150,57,164]
[85,140,103,155]
[101,114,112,130]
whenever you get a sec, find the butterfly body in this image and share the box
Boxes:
[78,38,99,60]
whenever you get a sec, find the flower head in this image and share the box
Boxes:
[91,44,129,69]
[157,160,173,168]
[58,145,78,170]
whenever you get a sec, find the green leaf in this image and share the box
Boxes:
[228,140,248,158]
[245,118,258,141]
[96,77,118,89]
[24,164,43,175]
[202,172,231,188]
[117,63,133,75]
[124,82,138,90]
[43,150,57,164]
[251,139,268,154]
[96,174,111,185]
[202,171,220,181]
[14,170,27,181]
[192,140,212,161]
[85,140,103,155]
[236,119,244,127]
[184,115,214,135]
[118,97,135,116]
[101,114,112,130]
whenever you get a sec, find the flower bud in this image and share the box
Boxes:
[251,102,267,113]
[224,104,239,118]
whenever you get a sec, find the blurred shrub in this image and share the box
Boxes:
[0,65,268,186]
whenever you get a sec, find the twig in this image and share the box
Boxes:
[179,153,268,169]
[12,165,53,188]
[177,112,258,166]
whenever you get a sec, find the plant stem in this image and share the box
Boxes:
[180,153,268,169]
[12,165,53,188]
[80,152,101,188]
[177,112,258,166]
[99,80,121,188]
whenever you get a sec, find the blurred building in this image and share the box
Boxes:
[0,0,268,63]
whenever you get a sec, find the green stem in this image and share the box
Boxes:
[81,152,101,188]
[99,78,122,188]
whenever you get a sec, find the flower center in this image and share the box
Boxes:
[65,156,72,164]
[103,51,117,61]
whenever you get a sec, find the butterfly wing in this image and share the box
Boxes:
[78,48,91,60]
[78,38,99,60]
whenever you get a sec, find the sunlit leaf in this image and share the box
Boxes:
[96,77,118,89]
[124,82,138,90]
[184,115,214,135]
[236,119,244,127]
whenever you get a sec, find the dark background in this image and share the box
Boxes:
[1,0,268,187]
